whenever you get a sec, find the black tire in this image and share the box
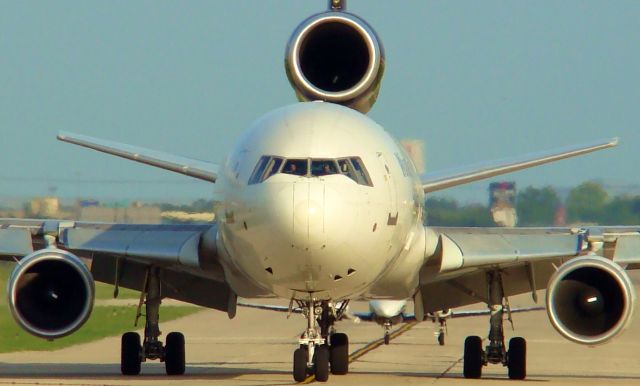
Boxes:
[330,333,349,375]
[121,332,141,376]
[293,347,308,382]
[463,336,483,379]
[508,337,526,380]
[384,333,390,345]
[438,332,445,346]
[165,332,186,376]
[314,345,330,382]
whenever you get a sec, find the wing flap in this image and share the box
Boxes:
[57,131,219,182]
[0,228,34,256]
[433,227,581,272]
[61,226,209,268]
[421,138,617,193]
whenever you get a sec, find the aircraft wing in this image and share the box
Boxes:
[57,131,219,182]
[420,138,617,193]
[0,219,251,311]
[418,226,640,313]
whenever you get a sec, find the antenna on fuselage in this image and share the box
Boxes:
[329,0,347,11]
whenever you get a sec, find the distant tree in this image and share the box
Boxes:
[566,181,608,223]
[426,197,493,226]
[601,195,640,225]
[516,186,560,226]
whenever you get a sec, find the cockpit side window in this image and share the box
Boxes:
[282,159,308,176]
[248,156,270,185]
[338,158,358,183]
[311,159,339,177]
[350,157,373,186]
[263,157,284,180]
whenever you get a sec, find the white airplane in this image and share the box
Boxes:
[358,300,544,346]
[1,0,639,382]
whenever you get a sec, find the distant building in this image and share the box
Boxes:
[27,196,60,218]
[489,182,517,227]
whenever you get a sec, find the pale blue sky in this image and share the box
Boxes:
[1,1,639,202]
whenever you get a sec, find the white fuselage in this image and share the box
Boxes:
[214,102,425,301]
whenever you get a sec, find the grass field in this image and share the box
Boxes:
[0,261,200,352]
[0,306,198,353]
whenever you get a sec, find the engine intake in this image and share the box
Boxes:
[546,256,634,345]
[285,10,384,113]
[8,249,95,339]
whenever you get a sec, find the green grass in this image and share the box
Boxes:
[0,305,199,353]
[94,282,141,300]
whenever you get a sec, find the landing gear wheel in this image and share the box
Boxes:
[438,332,445,346]
[463,336,483,379]
[329,333,349,375]
[314,345,330,382]
[508,337,526,380]
[165,332,186,375]
[384,333,390,345]
[293,347,308,382]
[121,332,141,375]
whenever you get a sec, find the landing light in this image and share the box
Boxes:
[587,297,598,303]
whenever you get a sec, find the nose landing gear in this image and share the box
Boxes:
[292,299,350,382]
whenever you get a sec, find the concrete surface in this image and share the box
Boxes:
[0,292,638,385]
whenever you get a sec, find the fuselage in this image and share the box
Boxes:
[214,102,425,301]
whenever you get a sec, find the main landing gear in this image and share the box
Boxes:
[463,271,526,380]
[383,320,391,345]
[121,267,186,376]
[292,299,350,383]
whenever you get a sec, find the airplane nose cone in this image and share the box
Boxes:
[261,179,358,253]
[292,183,326,249]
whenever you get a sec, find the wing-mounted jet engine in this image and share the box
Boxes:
[285,0,384,113]
[546,255,635,345]
[7,248,95,339]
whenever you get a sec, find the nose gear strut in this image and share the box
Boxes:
[292,297,350,382]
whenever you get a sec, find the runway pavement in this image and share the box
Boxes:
[0,292,638,385]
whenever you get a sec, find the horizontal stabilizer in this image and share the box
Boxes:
[421,138,617,193]
[57,131,219,182]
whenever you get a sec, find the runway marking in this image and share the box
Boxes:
[302,321,419,384]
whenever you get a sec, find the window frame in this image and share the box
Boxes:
[248,156,373,187]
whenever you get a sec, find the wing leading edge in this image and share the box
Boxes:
[57,131,219,182]
[420,138,618,193]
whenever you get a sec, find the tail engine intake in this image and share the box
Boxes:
[8,249,95,339]
[546,256,635,345]
[285,10,384,113]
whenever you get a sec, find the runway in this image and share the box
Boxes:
[0,293,638,385]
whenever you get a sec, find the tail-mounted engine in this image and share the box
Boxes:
[546,256,635,345]
[7,249,95,339]
[285,6,385,114]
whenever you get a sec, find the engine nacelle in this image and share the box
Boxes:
[285,10,385,114]
[7,249,95,339]
[546,256,635,345]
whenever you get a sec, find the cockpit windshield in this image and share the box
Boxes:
[311,160,338,176]
[249,156,372,186]
[282,159,308,176]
